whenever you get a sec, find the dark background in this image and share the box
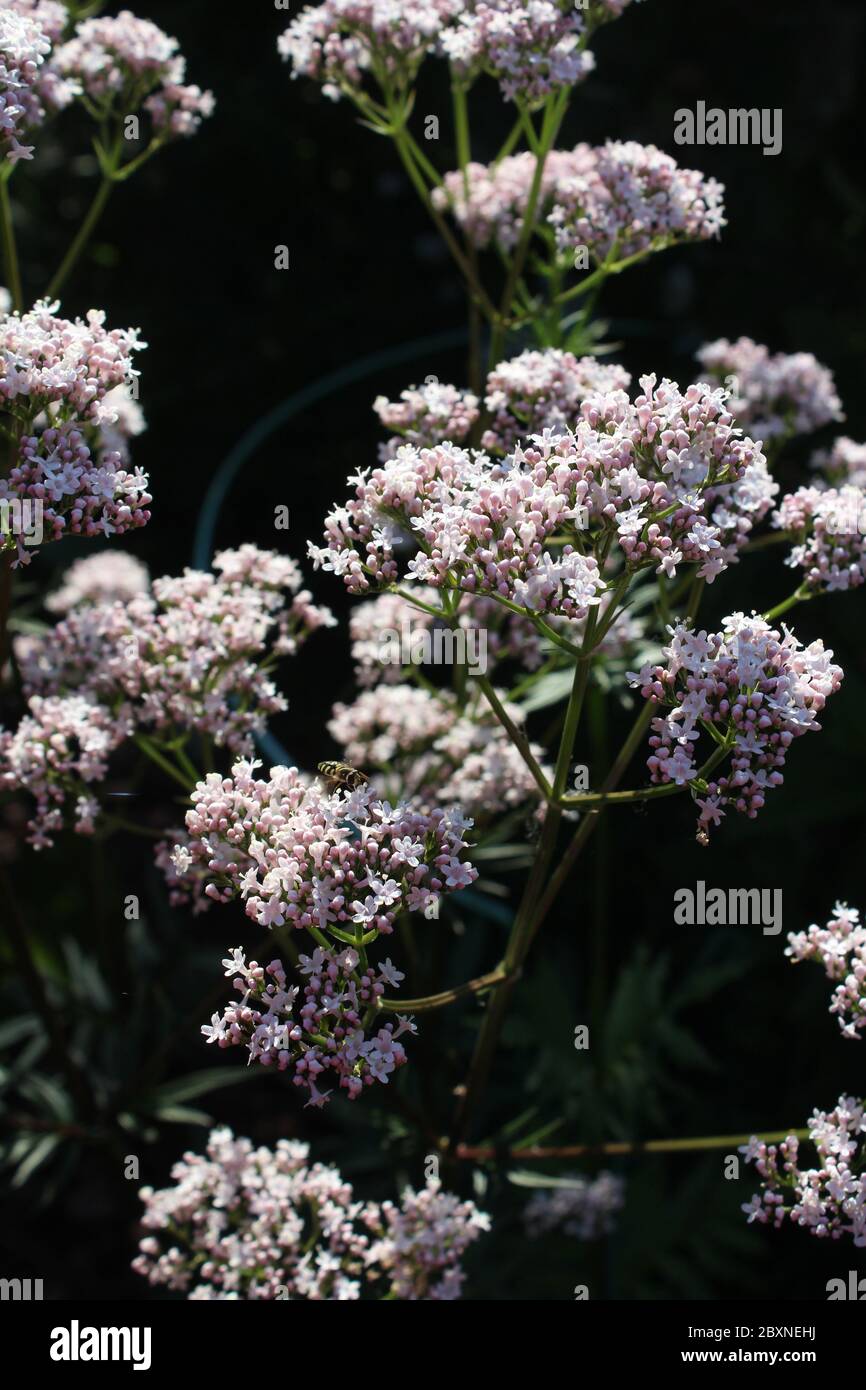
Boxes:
[3,0,866,1300]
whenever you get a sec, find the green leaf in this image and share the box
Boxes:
[144,1066,256,1108]
[152,1105,212,1126]
[11,1133,60,1187]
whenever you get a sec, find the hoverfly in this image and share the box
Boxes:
[317,760,369,792]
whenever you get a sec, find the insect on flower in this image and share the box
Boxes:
[317,760,369,791]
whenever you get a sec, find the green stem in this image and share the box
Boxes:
[763,585,812,623]
[473,674,553,801]
[133,734,195,792]
[493,113,525,164]
[455,1128,812,1162]
[489,91,567,365]
[553,248,652,309]
[391,122,498,323]
[451,606,598,1144]
[45,175,114,301]
[528,701,654,949]
[379,965,509,1014]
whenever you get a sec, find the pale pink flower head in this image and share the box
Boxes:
[364,1179,490,1299]
[696,337,843,444]
[436,141,724,262]
[810,437,866,492]
[0,300,145,423]
[482,348,631,453]
[0,5,54,164]
[440,1,596,106]
[7,550,333,842]
[549,140,726,262]
[54,10,214,139]
[628,612,844,839]
[328,682,551,820]
[45,549,150,613]
[374,380,479,457]
[787,903,866,1041]
[176,758,477,936]
[0,302,152,561]
[741,1097,866,1245]
[278,0,462,102]
[773,485,866,594]
[133,1127,488,1299]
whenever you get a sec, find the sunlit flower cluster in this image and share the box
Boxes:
[172,756,477,929]
[482,348,631,453]
[811,436,866,492]
[328,682,551,818]
[203,944,416,1106]
[787,903,866,1041]
[278,0,462,102]
[369,1180,491,1299]
[0,5,61,164]
[628,613,843,838]
[279,0,644,106]
[549,140,725,263]
[3,548,333,844]
[374,379,479,457]
[0,301,151,560]
[441,1,595,105]
[742,1097,866,1244]
[54,9,214,139]
[133,1126,488,1299]
[773,485,866,593]
[696,337,843,444]
[435,141,724,263]
[314,374,769,616]
[524,1172,625,1240]
[45,548,150,613]
[0,299,144,422]
[311,436,607,616]
[2,420,152,562]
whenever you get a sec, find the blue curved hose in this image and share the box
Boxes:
[192,327,469,766]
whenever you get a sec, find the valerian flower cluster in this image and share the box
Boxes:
[435,139,724,263]
[328,682,551,821]
[53,9,214,140]
[741,1098,866,1245]
[0,3,69,165]
[313,372,772,616]
[279,0,644,107]
[524,1172,625,1240]
[0,3,213,165]
[3,546,333,845]
[787,903,866,1041]
[0,300,151,562]
[203,944,417,1107]
[628,615,843,839]
[696,337,843,445]
[133,1127,488,1299]
[170,758,477,1103]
